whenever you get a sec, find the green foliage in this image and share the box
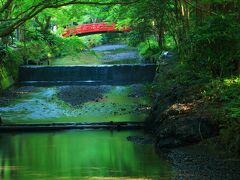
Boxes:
[155,55,240,154]
[109,0,169,51]
[12,31,99,65]
[0,0,138,37]
[187,15,240,77]
[58,37,85,56]
[0,41,7,61]
[153,61,191,93]
[203,78,240,103]
[6,47,23,64]
[220,122,240,154]
[137,37,160,61]
[102,33,127,44]
[206,77,240,119]
[81,34,103,48]
[0,64,13,90]
[202,77,240,154]
[0,44,23,68]
[0,46,23,90]
[22,40,51,63]
[0,0,239,155]
[164,34,176,50]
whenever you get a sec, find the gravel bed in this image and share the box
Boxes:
[57,85,112,107]
[161,148,240,180]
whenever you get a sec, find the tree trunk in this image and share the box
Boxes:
[35,16,52,34]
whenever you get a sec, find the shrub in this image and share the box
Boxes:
[81,34,103,48]
[137,37,160,62]
[187,15,240,77]
[16,40,51,64]
[202,77,240,154]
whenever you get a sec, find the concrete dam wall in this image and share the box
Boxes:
[19,64,157,85]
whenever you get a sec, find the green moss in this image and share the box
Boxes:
[0,76,14,89]
[0,64,14,90]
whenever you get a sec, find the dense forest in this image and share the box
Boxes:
[0,0,239,155]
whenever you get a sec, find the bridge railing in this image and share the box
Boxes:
[76,22,115,33]
[62,22,131,37]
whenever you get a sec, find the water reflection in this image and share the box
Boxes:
[0,130,174,180]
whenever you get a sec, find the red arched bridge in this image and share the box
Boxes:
[62,22,132,37]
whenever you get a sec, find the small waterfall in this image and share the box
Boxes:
[19,64,156,86]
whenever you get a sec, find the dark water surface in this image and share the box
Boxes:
[0,130,174,180]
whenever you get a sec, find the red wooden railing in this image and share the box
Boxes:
[62,22,132,37]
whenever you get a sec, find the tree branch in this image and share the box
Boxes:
[44,16,51,32]
[35,16,44,31]
[0,0,13,13]
[47,0,140,8]
[0,0,140,37]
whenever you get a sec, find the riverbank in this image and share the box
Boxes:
[161,143,240,180]
[146,56,240,153]
[143,56,240,179]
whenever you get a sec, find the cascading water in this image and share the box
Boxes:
[19,64,157,86]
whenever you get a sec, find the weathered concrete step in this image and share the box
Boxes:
[19,64,156,85]
[0,122,144,132]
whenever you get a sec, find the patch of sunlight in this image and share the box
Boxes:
[224,77,240,86]
[166,102,195,114]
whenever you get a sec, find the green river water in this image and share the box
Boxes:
[0,85,176,179]
[0,130,174,180]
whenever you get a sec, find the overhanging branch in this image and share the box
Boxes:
[47,0,140,8]
[0,0,140,37]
